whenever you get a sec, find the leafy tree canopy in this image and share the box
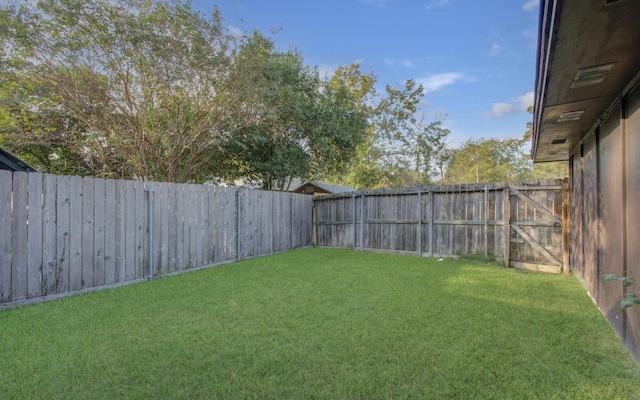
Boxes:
[0,0,367,185]
[0,0,565,188]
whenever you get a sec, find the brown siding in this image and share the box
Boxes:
[625,86,640,359]
[598,105,624,337]
[582,135,599,300]
[571,154,583,281]
[571,83,640,363]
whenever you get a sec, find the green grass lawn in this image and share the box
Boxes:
[1,248,639,399]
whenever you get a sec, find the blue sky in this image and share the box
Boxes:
[193,0,540,148]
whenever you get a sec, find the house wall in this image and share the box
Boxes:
[570,81,640,362]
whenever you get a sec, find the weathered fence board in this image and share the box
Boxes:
[114,180,125,283]
[0,172,313,305]
[160,182,170,273]
[42,174,57,294]
[0,171,12,301]
[82,177,95,289]
[314,180,566,271]
[104,179,116,286]
[27,173,43,297]
[93,178,106,287]
[69,176,83,290]
[12,172,28,301]
[55,175,70,293]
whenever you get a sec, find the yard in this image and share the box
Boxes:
[1,248,639,399]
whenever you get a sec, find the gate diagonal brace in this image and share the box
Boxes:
[509,188,561,226]
[510,223,562,266]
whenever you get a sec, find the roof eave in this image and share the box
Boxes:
[532,0,559,162]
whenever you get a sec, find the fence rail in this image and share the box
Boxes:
[313,179,568,273]
[0,171,313,305]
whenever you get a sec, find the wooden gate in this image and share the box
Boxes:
[506,181,569,274]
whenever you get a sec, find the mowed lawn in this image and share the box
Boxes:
[1,249,639,399]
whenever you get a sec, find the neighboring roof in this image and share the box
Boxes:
[0,147,38,172]
[238,178,354,194]
[292,181,356,194]
[532,0,640,162]
[313,182,356,194]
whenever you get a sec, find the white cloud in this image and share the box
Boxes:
[514,91,534,109]
[484,103,521,119]
[416,72,465,93]
[490,43,502,56]
[425,0,451,10]
[483,91,534,119]
[522,0,538,11]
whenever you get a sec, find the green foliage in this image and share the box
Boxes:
[0,1,366,185]
[441,107,567,185]
[445,137,531,183]
[214,34,367,190]
[523,109,568,180]
[1,0,243,181]
[0,1,568,187]
[2,249,639,398]
[603,274,635,287]
[377,80,450,186]
[603,274,640,309]
[530,160,568,180]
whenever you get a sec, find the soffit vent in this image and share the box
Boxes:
[603,0,622,5]
[557,110,585,122]
[551,138,567,144]
[571,62,616,88]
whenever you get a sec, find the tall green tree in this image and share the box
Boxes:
[218,34,367,190]
[445,137,531,183]
[0,0,252,182]
[377,80,450,186]
[324,64,387,189]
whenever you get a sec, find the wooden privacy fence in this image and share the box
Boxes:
[0,171,313,305]
[313,179,569,273]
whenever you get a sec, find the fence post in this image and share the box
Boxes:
[352,193,356,251]
[145,186,155,280]
[484,185,489,258]
[428,190,434,257]
[417,189,422,256]
[235,189,241,259]
[290,194,294,250]
[503,185,511,268]
[312,201,317,247]
[360,194,365,250]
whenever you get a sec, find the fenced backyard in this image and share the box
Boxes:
[313,179,569,274]
[0,171,312,305]
[2,173,640,396]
